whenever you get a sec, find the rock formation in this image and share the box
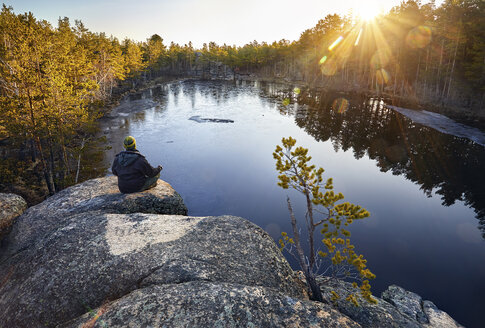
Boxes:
[0,176,462,327]
[0,176,187,260]
[0,192,27,238]
[0,176,355,327]
[318,279,463,328]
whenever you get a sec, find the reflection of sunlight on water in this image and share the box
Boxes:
[456,223,482,244]
[369,98,385,112]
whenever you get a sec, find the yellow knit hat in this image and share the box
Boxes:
[123,136,136,150]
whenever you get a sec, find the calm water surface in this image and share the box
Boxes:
[98,80,485,327]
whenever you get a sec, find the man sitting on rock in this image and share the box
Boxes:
[112,136,162,193]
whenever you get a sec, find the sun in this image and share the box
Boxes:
[356,1,382,22]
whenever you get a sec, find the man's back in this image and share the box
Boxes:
[112,150,160,193]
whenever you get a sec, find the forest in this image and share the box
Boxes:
[0,0,484,203]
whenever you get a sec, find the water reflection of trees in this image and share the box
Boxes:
[98,80,485,239]
[173,80,297,109]
[151,81,485,238]
[179,80,240,106]
[295,90,485,238]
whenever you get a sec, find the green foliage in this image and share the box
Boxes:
[274,137,376,305]
[1,0,482,196]
[122,39,146,78]
[0,158,25,185]
[0,5,149,195]
[144,34,166,72]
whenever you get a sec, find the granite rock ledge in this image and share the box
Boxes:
[0,177,463,327]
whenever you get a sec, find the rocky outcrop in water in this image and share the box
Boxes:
[318,279,463,328]
[0,193,27,237]
[0,176,462,327]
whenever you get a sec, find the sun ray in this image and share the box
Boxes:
[355,28,363,46]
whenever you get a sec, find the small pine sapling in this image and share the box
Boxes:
[273,136,376,304]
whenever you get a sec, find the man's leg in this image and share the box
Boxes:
[140,173,160,191]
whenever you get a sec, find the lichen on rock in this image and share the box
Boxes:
[0,177,319,327]
[0,176,464,327]
[0,175,187,260]
[66,282,360,328]
[0,192,27,238]
[318,278,463,328]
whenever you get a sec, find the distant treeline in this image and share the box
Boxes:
[0,0,483,200]
[135,1,483,112]
[174,0,482,111]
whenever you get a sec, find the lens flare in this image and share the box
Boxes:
[406,26,432,49]
[328,36,343,51]
[354,28,363,46]
[320,58,337,76]
[319,55,328,65]
[376,69,390,85]
[332,98,349,114]
[370,49,390,70]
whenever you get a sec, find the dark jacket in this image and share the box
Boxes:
[111,150,161,193]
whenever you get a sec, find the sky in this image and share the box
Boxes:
[5,0,444,47]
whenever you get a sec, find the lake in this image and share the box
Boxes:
[97,80,485,327]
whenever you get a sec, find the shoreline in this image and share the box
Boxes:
[2,75,484,206]
[232,73,485,130]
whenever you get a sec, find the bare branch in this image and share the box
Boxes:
[313,216,330,227]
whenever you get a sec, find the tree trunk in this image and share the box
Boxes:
[415,52,421,96]
[27,92,55,194]
[34,136,55,195]
[441,56,451,99]
[75,138,85,184]
[423,47,430,99]
[305,190,316,269]
[287,197,323,302]
[436,39,444,96]
[48,138,58,191]
[447,30,460,100]
[30,138,36,162]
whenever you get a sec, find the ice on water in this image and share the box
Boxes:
[388,105,485,147]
